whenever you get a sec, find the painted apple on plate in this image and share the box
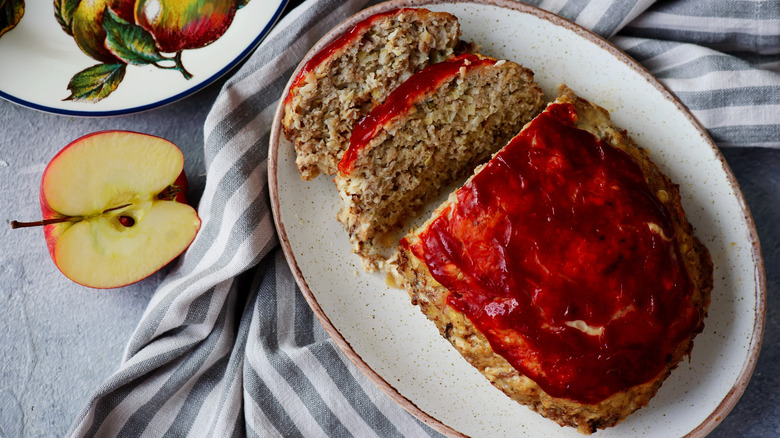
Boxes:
[54,0,251,102]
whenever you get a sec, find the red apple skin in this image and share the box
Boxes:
[134,0,238,53]
[39,130,201,289]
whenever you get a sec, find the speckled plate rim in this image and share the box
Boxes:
[267,1,767,437]
[0,0,288,117]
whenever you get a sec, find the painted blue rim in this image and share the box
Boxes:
[0,0,289,117]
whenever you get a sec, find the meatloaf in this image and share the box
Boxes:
[282,8,461,180]
[390,86,713,433]
[335,54,545,271]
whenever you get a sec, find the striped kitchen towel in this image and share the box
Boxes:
[68,0,779,437]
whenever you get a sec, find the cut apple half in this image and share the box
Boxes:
[37,131,201,289]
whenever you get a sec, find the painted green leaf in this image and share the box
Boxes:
[0,0,24,40]
[103,8,165,65]
[54,0,80,36]
[238,0,251,9]
[65,63,126,102]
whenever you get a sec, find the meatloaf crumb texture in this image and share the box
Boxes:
[389,86,713,434]
[335,57,545,271]
[282,8,461,180]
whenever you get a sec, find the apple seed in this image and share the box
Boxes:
[118,216,135,227]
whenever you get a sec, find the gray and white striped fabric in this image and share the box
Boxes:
[68,0,780,437]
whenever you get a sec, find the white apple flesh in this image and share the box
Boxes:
[35,131,201,289]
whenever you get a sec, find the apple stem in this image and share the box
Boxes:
[153,52,193,80]
[11,217,80,229]
[173,51,192,80]
[10,203,132,229]
[173,50,192,80]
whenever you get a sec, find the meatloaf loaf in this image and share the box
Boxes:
[335,54,545,271]
[390,86,713,433]
[282,8,461,180]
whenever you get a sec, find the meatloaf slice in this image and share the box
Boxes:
[390,86,713,434]
[282,8,461,180]
[335,54,545,271]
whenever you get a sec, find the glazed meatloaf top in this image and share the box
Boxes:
[391,86,713,433]
[282,8,461,180]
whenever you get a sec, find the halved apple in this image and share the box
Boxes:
[21,131,201,289]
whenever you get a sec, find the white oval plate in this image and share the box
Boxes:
[0,0,287,116]
[269,1,766,437]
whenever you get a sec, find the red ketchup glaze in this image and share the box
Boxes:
[284,8,419,107]
[339,54,496,174]
[404,102,699,404]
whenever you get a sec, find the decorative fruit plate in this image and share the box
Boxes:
[0,0,287,116]
[268,1,766,437]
